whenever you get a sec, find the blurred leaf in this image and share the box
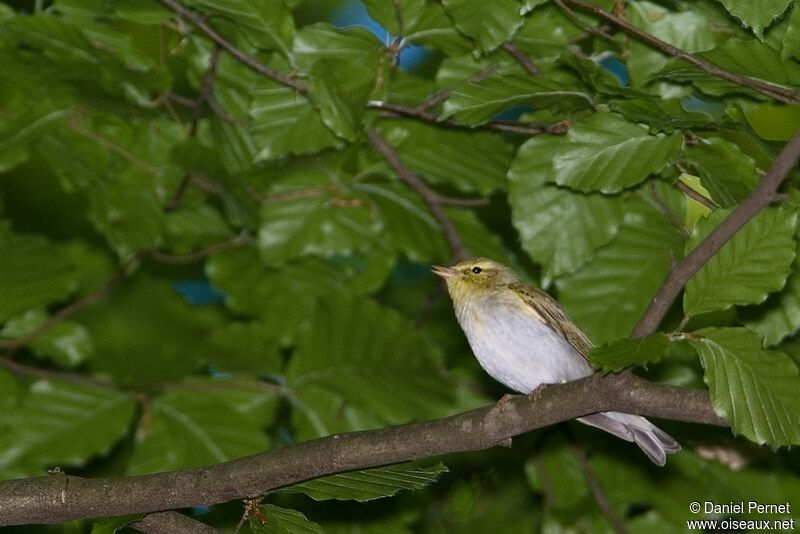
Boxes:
[590,333,670,372]
[279,463,448,501]
[257,173,382,266]
[88,170,165,257]
[377,120,513,194]
[0,309,93,367]
[741,101,800,141]
[0,369,20,413]
[185,0,294,58]
[352,181,447,262]
[558,199,684,344]
[90,515,146,534]
[249,505,323,534]
[529,433,589,514]
[0,225,78,322]
[715,0,792,38]
[0,380,136,479]
[287,295,454,429]
[684,208,797,317]
[294,23,382,67]
[442,73,593,125]
[508,143,626,282]
[128,384,277,475]
[363,0,425,36]
[249,81,343,161]
[742,253,800,345]
[691,327,800,446]
[441,0,523,52]
[206,320,284,374]
[77,275,225,383]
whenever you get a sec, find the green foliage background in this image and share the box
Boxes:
[1,0,800,531]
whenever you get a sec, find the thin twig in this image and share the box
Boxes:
[502,42,541,76]
[0,356,117,389]
[67,119,161,177]
[562,0,800,104]
[416,64,498,113]
[571,442,629,534]
[168,44,222,211]
[367,101,568,135]
[632,127,800,338]
[147,233,249,265]
[367,129,469,262]
[676,180,719,210]
[157,0,307,94]
[435,195,490,207]
[554,0,614,41]
[0,253,144,356]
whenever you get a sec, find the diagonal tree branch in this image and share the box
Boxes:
[0,372,724,526]
[561,0,800,105]
[366,128,469,262]
[157,0,306,93]
[632,128,800,337]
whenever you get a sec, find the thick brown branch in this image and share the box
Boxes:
[157,0,306,94]
[366,128,469,261]
[0,373,723,525]
[632,128,800,337]
[562,0,800,105]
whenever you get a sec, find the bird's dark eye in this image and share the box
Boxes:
[472,267,482,274]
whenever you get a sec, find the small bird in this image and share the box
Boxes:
[433,257,680,465]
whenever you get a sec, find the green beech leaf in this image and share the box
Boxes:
[685,137,760,207]
[0,380,136,479]
[279,463,448,502]
[508,145,626,282]
[590,333,670,372]
[0,309,93,367]
[128,385,277,475]
[442,73,593,125]
[742,254,800,346]
[715,0,792,38]
[541,113,681,194]
[186,0,294,57]
[287,295,454,433]
[684,208,797,317]
[558,198,685,344]
[90,515,146,534]
[249,505,323,534]
[0,225,78,322]
[308,58,376,142]
[249,82,342,161]
[441,0,523,52]
[691,327,800,446]
[376,120,513,195]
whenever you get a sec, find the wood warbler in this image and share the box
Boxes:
[433,257,680,465]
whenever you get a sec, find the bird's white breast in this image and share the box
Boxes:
[455,295,593,394]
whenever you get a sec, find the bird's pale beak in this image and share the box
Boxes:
[431,265,457,279]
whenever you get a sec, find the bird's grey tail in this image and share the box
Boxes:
[577,411,681,466]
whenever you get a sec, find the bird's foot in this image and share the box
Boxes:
[497,393,517,408]
[527,383,552,402]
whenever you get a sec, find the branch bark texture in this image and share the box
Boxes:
[0,373,723,525]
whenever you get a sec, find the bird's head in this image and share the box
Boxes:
[432,257,521,304]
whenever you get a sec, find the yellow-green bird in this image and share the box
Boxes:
[433,257,680,465]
